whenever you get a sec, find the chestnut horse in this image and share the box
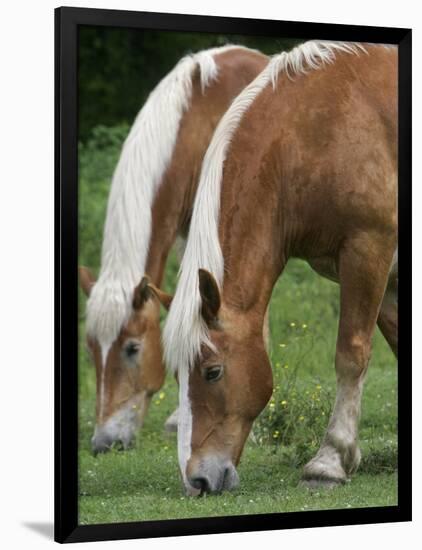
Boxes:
[161,41,398,495]
[79,46,269,453]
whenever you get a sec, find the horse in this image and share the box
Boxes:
[79,45,269,454]
[158,41,398,495]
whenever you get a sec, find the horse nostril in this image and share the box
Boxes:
[113,440,125,452]
[91,434,113,455]
[92,443,110,456]
[190,476,211,494]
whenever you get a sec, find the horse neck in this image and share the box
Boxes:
[144,86,223,285]
[218,182,284,325]
[146,50,269,287]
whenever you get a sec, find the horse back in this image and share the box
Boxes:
[222,45,398,260]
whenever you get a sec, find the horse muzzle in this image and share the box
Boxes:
[186,455,239,495]
[91,424,135,454]
[91,413,137,455]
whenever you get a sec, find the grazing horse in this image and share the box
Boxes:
[79,45,269,453]
[160,41,398,495]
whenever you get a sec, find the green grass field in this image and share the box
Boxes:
[78,128,397,525]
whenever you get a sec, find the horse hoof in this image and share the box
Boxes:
[302,448,348,487]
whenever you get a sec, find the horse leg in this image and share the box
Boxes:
[377,278,398,357]
[263,305,271,352]
[302,233,395,486]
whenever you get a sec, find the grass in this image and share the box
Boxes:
[78,127,397,525]
[78,258,397,525]
[79,445,397,524]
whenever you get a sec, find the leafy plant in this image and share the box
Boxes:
[254,322,333,465]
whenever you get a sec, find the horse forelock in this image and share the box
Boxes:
[163,40,370,377]
[86,278,133,346]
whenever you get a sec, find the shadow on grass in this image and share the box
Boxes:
[359,446,397,474]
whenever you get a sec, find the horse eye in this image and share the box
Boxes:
[204,365,224,382]
[125,342,140,358]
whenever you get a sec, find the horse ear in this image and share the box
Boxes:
[133,276,152,310]
[146,281,173,311]
[198,269,221,324]
[133,276,173,311]
[79,266,96,297]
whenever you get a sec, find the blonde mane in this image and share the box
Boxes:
[85,45,250,347]
[163,40,366,374]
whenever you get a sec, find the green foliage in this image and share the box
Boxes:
[79,27,300,141]
[252,261,338,463]
[254,355,333,460]
[78,124,128,271]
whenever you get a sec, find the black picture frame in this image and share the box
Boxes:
[55,6,412,544]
